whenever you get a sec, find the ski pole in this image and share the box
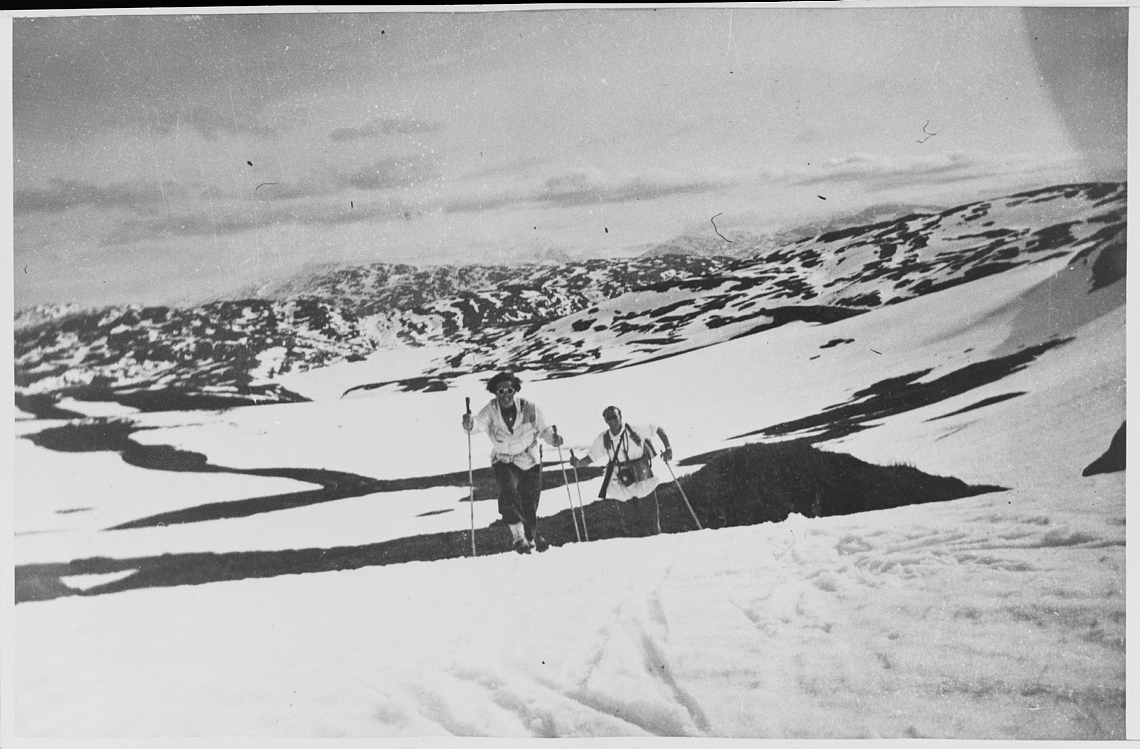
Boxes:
[466,397,476,556]
[552,427,582,542]
[663,458,702,530]
[569,449,591,541]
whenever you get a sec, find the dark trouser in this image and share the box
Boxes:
[493,461,542,540]
[629,490,661,536]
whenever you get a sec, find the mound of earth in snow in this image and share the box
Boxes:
[1082,421,1125,477]
[671,441,1004,529]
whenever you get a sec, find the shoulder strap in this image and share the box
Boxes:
[603,427,629,454]
[625,425,656,458]
[519,398,537,426]
[603,426,622,452]
[603,426,639,461]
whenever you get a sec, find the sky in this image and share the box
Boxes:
[10,5,1129,309]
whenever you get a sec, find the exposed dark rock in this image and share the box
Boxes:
[672,440,1003,529]
[1083,422,1125,477]
[14,439,1000,603]
[734,339,1071,443]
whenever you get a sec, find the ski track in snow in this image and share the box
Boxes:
[343,500,1124,739]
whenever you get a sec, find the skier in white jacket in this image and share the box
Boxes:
[463,371,563,553]
[572,405,673,536]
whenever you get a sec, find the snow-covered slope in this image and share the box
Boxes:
[403,182,1123,383]
[9,179,1126,738]
[15,494,1123,738]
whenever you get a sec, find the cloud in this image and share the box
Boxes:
[334,156,440,191]
[329,117,442,143]
[459,156,546,182]
[243,179,330,202]
[232,157,438,203]
[777,150,1092,204]
[538,173,726,208]
[445,171,729,214]
[15,178,171,214]
[785,151,1076,194]
[147,104,278,140]
[103,199,406,245]
[90,153,440,243]
[209,154,440,206]
[795,152,983,187]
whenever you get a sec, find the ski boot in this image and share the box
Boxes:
[509,522,532,554]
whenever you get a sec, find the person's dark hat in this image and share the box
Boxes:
[602,405,622,420]
[486,371,522,394]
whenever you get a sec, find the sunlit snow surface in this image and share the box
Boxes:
[11,254,1127,740]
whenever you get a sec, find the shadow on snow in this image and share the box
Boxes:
[22,418,606,530]
[15,440,1004,603]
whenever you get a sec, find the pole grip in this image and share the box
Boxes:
[465,397,471,415]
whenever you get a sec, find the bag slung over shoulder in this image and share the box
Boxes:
[608,425,656,487]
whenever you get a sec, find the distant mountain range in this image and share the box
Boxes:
[638,201,946,259]
[14,182,1125,416]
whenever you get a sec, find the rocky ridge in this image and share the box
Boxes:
[14,182,1125,414]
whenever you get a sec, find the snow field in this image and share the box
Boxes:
[9,249,1126,739]
[13,256,1125,570]
[15,482,1124,738]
